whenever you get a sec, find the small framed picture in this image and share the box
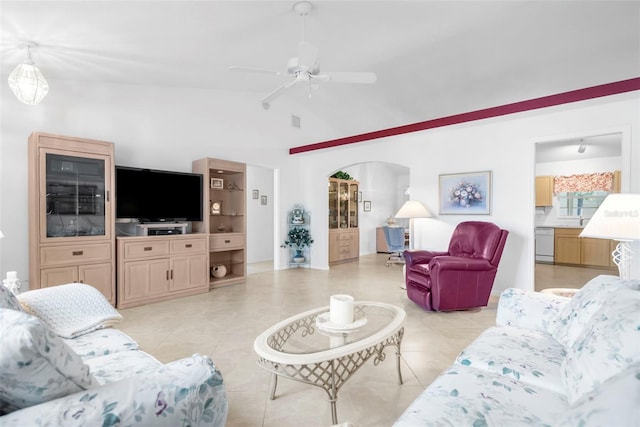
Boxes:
[363,200,371,212]
[211,178,224,189]
[261,195,267,205]
[252,189,259,199]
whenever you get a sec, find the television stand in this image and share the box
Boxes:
[136,222,188,236]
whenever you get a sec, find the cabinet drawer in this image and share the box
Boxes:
[339,232,354,240]
[210,234,244,250]
[170,238,207,254]
[123,240,170,259]
[41,243,111,267]
[339,240,351,248]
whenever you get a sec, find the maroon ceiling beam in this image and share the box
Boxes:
[289,77,640,155]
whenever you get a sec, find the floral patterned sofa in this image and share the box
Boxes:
[394,275,640,426]
[0,282,228,426]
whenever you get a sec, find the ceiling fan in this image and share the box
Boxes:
[229,1,377,110]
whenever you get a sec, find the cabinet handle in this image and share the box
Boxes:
[166,271,169,280]
[185,244,192,248]
[144,247,152,251]
[225,240,231,243]
[170,270,173,280]
[72,250,83,256]
[106,190,110,202]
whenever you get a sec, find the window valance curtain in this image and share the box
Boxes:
[553,172,614,194]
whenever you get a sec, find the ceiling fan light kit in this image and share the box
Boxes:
[230,0,377,109]
[8,43,49,105]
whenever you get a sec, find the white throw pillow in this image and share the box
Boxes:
[0,309,98,410]
[561,286,640,405]
[18,283,122,339]
[549,275,624,348]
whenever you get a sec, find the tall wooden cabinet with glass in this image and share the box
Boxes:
[28,133,115,304]
[192,158,246,288]
[328,178,359,265]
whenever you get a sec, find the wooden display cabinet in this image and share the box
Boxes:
[192,158,246,287]
[28,133,115,304]
[328,177,359,265]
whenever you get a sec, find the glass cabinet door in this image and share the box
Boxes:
[349,183,358,228]
[339,182,349,228]
[44,152,107,238]
[328,181,338,229]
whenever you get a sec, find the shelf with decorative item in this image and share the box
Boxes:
[283,204,312,267]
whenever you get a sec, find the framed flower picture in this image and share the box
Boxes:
[439,171,492,215]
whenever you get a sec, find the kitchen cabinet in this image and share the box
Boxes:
[554,228,616,269]
[535,176,553,207]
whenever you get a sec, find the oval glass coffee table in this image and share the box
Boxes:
[253,301,406,424]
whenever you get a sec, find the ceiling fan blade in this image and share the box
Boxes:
[229,65,282,76]
[297,41,318,69]
[260,79,298,108]
[314,71,377,84]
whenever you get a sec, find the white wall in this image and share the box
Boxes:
[535,156,622,227]
[246,165,274,263]
[296,93,640,294]
[341,163,409,255]
[2,78,639,290]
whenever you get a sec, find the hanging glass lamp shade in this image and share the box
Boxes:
[8,61,49,105]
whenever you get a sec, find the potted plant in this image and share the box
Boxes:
[281,227,314,262]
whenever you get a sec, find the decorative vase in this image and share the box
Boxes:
[293,249,305,263]
[211,265,227,278]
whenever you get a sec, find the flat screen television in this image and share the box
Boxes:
[115,166,203,222]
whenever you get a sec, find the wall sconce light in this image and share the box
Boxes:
[8,43,49,105]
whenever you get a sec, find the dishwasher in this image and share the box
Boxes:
[535,227,555,263]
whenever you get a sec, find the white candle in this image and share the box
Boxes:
[330,294,354,326]
[6,271,17,281]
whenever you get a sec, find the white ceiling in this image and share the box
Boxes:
[2,1,639,148]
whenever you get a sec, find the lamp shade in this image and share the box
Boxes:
[579,193,640,240]
[0,230,4,238]
[8,62,49,105]
[395,200,431,219]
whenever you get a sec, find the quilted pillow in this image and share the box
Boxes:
[561,285,640,405]
[0,283,23,311]
[18,283,122,339]
[549,275,625,348]
[0,309,98,410]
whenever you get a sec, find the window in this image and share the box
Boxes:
[556,191,609,217]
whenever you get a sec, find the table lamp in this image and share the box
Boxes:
[579,193,640,280]
[395,200,431,250]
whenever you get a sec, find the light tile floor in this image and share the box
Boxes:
[117,255,595,426]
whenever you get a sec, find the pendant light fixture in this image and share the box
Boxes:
[8,43,49,105]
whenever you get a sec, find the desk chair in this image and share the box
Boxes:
[383,226,406,266]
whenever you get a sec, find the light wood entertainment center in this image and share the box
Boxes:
[28,132,247,308]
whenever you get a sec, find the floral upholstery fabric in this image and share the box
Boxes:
[548,275,623,347]
[0,309,97,411]
[395,276,639,427]
[0,283,23,311]
[18,283,122,339]
[86,350,161,385]
[558,364,640,427]
[496,287,568,332]
[455,326,566,393]
[393,366,567,427]
[1,354,228,427]
[64,328,139,360]
[561,285,640,404]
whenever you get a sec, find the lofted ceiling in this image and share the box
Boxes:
[1,1,639,150]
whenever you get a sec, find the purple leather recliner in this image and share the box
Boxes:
[404,221,509,312]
